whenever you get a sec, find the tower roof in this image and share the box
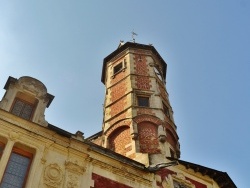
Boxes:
[101,42,167,84]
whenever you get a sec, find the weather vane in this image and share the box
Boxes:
[131,31,138,43]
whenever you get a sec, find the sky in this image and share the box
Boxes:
[0,1,249,187]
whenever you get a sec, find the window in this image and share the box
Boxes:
[0,147,33,188]
[137,96,149,107]
[113,62,123,75]
[11,98,35,120]
[154,67,163,81]
[163,103,170,117]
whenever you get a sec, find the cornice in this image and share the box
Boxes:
[90,157,152,186]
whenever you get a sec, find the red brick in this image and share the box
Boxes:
[92,173,132,188]
[109,126,131,155]
[110,80,127,102]
[138,122,160,154]
[133,115,162,125]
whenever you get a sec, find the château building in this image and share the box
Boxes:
[0,42,236,187]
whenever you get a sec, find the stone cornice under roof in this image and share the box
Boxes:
[101,42,167,84]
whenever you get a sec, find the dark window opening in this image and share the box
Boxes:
[163,103,170,117]
[170,148,175,158]
[11,99,34,120]
[113,62,123,75]
[138,96,149,107]
[154,67,163,81]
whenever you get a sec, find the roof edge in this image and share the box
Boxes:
[167,157,237,188]
[101,42,167,84]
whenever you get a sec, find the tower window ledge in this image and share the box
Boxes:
[134,89,154,95]
[136,106,160,111]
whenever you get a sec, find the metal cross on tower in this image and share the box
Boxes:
[131,31,138,43]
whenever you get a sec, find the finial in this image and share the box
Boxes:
[120,40,124,45]
[118,40,125,48]
[131,31,138,43]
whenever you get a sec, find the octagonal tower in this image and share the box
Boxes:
[101,42,180,166]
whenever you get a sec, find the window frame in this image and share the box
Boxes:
[10,97,36,120]
[0,147,33,188]
[112,59,127,76]
[113,62,123,75]
[153,67,163,81]
[137,96,150,107]
[163,103,170,117]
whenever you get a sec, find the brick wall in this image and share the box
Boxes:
[91,173,132,188]
[138,122,160,154]
[110,97,127,117]
[109,126,131,155]
[134,53,152,90]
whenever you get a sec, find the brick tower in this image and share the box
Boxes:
[100,42,180,166]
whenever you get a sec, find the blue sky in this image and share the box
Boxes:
[0,1,249,187]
